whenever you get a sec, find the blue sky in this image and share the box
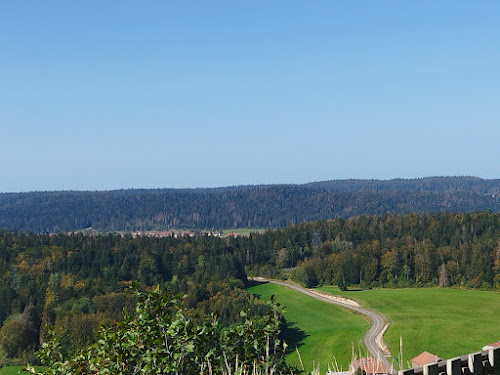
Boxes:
[1,1,499,192]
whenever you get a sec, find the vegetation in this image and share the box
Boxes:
[0,231,265,365]
[276,212,500,290]
[2,210,500,367]
[248,282,369,371]
[2,177,500,232]
[317,286,500,364]
[27,284,296,375]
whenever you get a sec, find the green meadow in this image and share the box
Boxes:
[222,228,267,236]
[0,367,45,375]
[0,368,23,375]
[248,282,370,371]
[317,286,500,365]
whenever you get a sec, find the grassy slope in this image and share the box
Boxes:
[248,282,370,371]
[317,286,500,365]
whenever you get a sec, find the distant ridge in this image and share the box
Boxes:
[1,176,500,233]
[302,176,500,193]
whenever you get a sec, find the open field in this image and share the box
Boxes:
[248,282,370,371]
[0,368,24,375]
[222,228,267,236]
[317,286,500,366]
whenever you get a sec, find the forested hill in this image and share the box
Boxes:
[303,176,500,193]
[1,176,500,233]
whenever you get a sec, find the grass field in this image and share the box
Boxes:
[222,228,267,236]
[0,366,46,375]
[248,282,370,371]
[317,286,500,366]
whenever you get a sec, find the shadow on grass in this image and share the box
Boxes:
[247,279,268,289]
[283,321,308,354]
[246,279,308,353]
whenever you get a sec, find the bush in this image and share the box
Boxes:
[27,282,299,375]
[0,305,38,360]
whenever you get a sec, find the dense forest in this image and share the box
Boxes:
[2,177,500,232]
[270,212,500,290]
[0,232,265,365]
[1,211,500,365]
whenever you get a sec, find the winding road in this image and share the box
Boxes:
[254,278,393,371]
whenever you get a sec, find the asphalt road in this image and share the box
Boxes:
[255,278,393,371]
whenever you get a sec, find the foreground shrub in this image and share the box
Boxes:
[26,282,298,374]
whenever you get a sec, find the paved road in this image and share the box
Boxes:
[255,278,393,371]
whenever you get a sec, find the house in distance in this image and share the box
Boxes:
[411,352,442,368]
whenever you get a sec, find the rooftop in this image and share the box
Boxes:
[411,351,442,367]
[483,342,500,351]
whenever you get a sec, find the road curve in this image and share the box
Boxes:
[253,278,393,371]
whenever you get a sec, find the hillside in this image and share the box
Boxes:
[1,177,500,233]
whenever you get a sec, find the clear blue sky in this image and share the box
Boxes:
[1,1,499,192]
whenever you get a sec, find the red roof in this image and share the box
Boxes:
[483,342,500,350]
[411,351,442,366]
[350,358,389,374]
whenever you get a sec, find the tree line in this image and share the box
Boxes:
[269,212,500,290]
